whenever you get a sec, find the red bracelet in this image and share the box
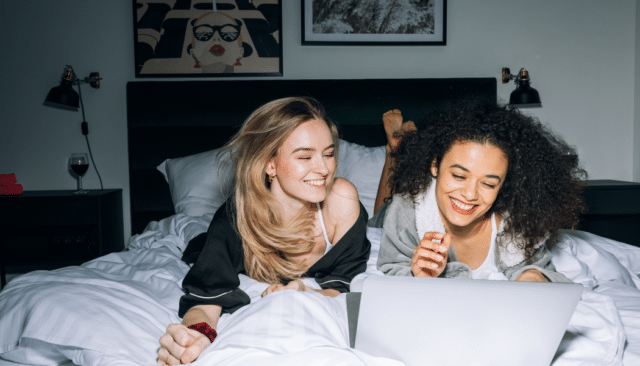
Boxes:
[187,322,218,343]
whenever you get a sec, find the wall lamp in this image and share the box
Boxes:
[44,65,104,189]
[44,66,101,112]
[501,67,541,108]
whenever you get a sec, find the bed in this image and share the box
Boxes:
[1,78,639,366]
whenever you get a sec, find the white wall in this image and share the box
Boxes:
[635,1,640,182]
[0,0,637,245]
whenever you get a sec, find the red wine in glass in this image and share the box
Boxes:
[69,153,89,194]
[71,163,89,176]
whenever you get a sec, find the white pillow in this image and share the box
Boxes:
[336,140,386,217]
[157,148,233,217]
[157,140,386,218]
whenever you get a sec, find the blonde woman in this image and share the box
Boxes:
[157,97,370,365]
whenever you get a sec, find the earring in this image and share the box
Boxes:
[268,174,275,183]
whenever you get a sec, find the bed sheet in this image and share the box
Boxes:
[0,214,639,366]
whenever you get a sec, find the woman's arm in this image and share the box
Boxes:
[328,178,361,241]
[376,194,421,276]
[309,179,370,293]
[515,269,548,282]
[504,243,572,283]
[160,202,250,365]
[158,305,222,365]
[179,202,251,317]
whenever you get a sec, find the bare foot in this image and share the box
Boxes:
[382,109,417,150]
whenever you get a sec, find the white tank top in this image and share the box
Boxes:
[471,213,508,280]
[317,205,332,254]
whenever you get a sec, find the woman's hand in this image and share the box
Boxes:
[515,269,548,282]
[411,232,451,278]
[157,323,211,365]
[382,109,417,152]
[261,279,307,297]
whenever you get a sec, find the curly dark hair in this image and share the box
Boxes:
[389,100,587,257]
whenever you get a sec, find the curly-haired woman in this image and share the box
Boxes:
[375,101,586,282]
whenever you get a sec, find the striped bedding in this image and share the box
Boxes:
[1,214,639,366]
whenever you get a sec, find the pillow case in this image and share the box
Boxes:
[157,140,386,218]
[335,140,386,217]
[157,148,233,217]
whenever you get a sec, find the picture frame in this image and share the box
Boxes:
[133,0,283,77]
[302,0,446,46]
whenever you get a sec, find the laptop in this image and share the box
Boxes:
[353,276,583,366]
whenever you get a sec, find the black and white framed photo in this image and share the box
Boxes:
[302,0,446,46]
[133,0,282,77]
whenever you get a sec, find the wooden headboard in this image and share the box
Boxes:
[127,78,497,235]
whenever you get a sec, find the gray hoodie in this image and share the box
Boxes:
[374,194,572,283]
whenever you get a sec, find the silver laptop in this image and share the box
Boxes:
[354,276,583,366]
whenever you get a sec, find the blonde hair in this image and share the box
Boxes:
[219,97,339,284]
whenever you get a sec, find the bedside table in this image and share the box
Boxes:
[579,180,640,247]
[0,189,124,288]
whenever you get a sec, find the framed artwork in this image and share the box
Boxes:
[133,0,282,77]
[302,0,446,46]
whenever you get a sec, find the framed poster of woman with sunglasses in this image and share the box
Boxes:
[133,0,282,77]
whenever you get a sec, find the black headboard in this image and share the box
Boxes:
[127,78,497,235]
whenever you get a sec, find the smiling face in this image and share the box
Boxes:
[431,140,508,231]
[265,119,336,210]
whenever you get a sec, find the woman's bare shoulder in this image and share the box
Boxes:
[326,178,360,230]
[330,177,359,202]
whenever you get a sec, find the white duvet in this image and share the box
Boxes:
[0,213,639,366]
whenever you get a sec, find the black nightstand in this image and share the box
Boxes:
[0,189,124,288]
[579,180,640,247]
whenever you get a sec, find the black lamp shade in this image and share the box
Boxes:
[509,81,541,107]
[508,67,542,109]
[44,79,79,111]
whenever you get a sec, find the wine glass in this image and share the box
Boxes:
[69,153,89,194]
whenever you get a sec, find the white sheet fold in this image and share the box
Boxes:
[1,216,639,366]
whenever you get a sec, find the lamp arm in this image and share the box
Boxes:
[77,88,104,189]
[75,78,88,134]
[501,67,527,84]
[66,65,104,190]
[501,67,513,83]
[81,73,102,89]
[65,65,101,89]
